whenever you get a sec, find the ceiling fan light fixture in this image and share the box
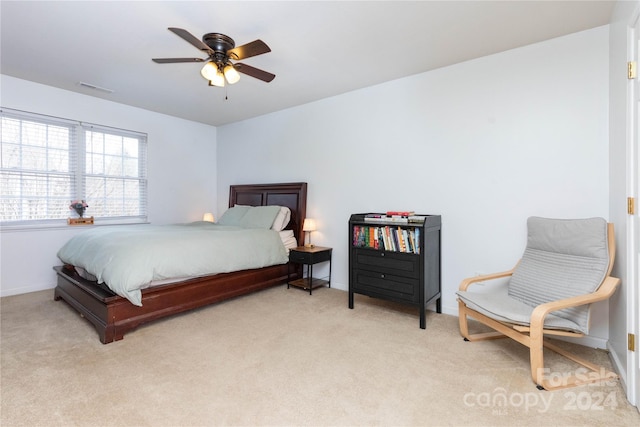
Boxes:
[210,68,226,87]
[223,64,240,84]
[200,62,218,81]
[156,28,275,86]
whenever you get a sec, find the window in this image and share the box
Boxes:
[0,108,147,227]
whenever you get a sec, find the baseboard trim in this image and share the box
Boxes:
[608,341,628,394]
[0,283,55,298]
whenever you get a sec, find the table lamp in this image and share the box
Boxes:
[303,218,317,248]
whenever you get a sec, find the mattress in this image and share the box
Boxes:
[57,222,291,305]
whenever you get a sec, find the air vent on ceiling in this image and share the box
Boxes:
[77,81,114,93]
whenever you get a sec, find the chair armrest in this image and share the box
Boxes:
[529,276,621,331]
[458,268,515,291]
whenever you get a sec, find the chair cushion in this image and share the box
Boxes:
[507,217,609,334]
[456,284,583,333]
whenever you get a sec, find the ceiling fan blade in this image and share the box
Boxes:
[235,63,275,82]
[227,40,271,60]
[152,58,206,63]
[168,27,213,54]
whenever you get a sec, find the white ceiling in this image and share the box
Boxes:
[1,1,615,127]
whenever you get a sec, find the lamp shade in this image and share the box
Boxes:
[224,64,240,84]
[210,69,226,87]
[200,62,218,81]
[202,213,215,222]
[302,218,317,232]
[202,62,226,87]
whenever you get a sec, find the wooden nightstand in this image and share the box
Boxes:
[287,246,332,295]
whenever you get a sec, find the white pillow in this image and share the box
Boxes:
[217,206,251,225]
[271,206,291,231]
[239,206,281,229]
[234,204,290,231]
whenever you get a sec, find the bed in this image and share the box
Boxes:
[53,182,307,344]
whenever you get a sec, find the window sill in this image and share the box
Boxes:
[0,218,149,233]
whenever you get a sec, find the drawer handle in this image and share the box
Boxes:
[380,274,385,279]
[380,252,385,257]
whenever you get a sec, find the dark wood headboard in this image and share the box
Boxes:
[229,182,308,247]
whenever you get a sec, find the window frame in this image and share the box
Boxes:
[0,108,148,230]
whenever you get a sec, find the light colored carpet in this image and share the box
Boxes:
[1,285,639,426]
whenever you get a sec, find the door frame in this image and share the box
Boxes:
[627,4,640,408]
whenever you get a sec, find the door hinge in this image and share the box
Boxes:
[629,197,636,215]
[629,333,636,352]
[629,61,637,79]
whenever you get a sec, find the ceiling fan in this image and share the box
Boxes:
[152,27,275,87]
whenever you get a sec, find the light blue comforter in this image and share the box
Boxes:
[57,222,289,306]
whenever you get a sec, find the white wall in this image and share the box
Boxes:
[217,27,612,344]
[0,76,217,296]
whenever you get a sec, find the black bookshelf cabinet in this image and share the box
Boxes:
[348,213,442,329]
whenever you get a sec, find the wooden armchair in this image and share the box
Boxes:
[457,217,621,390]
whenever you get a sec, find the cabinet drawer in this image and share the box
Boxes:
[353,249,420,279]
[352,268,419,303]
[289,251,311,263]
[289,248,331,264]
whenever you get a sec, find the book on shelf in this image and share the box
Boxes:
[352,224,420,254]
[408,230,416,253]
[383,226,392,250]
[391,227,400,251]
[402,228,411,253]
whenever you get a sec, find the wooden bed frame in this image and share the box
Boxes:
[54,182,307,344]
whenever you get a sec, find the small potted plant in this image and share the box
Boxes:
[69,200,89,218]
